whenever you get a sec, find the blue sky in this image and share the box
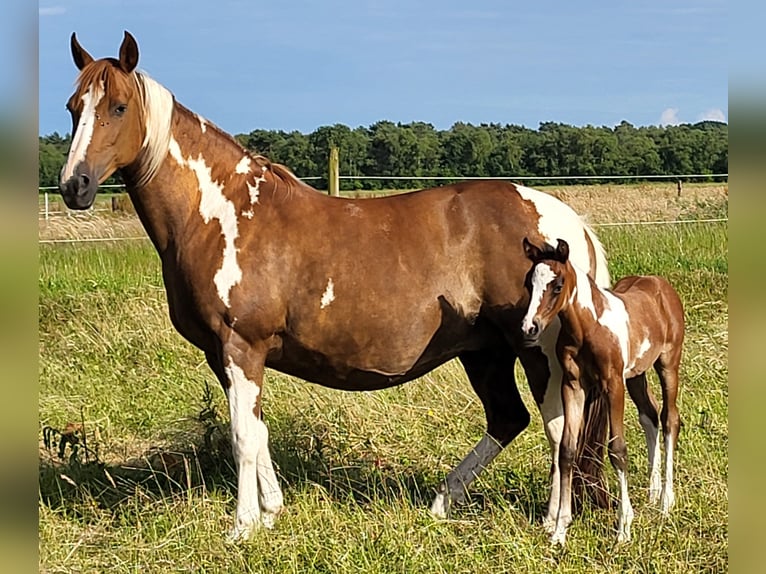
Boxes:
[38,1,727,137]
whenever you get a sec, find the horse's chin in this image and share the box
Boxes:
[522,335,541,348]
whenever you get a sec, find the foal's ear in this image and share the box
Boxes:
[555,238,570,263]
[118,31,139,73]
[70,33,94,71]
[523,237,543,261]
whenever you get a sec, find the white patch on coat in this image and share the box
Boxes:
[61,81,105,183]
[597,289,630,372]
[235,156,252,174]
[168,136,241,306]
[242,209,254,219]
[516,185,590,268]
[320,278,335,309]
[522,262,555,334]
[571,264,597,320]
[247,165,268,205]
[197,114,208,134]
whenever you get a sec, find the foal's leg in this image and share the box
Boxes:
[209,338,284,541]
[551,362,585,546]
[655,352,682,514]
[430,348,529,517]
[517,319,563,534]
[606,377,634,543]
[626,373,662,503]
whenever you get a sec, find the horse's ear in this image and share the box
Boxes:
[555,239,570,263]
[523,237,542,262]
[70,33,94,71]
[118,31,139,73]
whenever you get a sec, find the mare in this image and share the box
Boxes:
[58,31,612,541]
[521,237,684,545]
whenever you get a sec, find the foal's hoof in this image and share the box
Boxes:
[226,523,256,544]
[542,516,556,535]
[550,529,567,547]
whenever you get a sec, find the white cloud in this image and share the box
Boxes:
[697,108,727,123]
[39,6,66,16]
[659,107,681,127]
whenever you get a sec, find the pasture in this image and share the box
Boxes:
[39,183,728,573]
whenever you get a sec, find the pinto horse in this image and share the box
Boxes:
[58,31,612,541]
[521,237,683,545]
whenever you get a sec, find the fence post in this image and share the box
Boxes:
[44,192,49,220]
[328,146,340,197]
[677,180,682,197]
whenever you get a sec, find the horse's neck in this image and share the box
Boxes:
[559,266,606,343]
[123,104,281,254]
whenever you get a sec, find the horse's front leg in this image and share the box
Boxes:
[211,337,284,541]
[551,356,585,547]
[518,319,564,534]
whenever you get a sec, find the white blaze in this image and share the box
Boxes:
[522,263,556,333]
[61,81,105,182]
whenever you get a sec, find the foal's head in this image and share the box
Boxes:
[520,237,575,343]
[60,32,147,209]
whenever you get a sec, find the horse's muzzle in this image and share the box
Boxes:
[60,162,98,210]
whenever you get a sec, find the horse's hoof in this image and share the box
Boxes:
[429,491,450,519]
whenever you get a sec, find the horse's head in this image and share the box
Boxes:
[59,31,145,209]
[521,237,573,344]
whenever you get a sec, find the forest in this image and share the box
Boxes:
[39,119,728,190]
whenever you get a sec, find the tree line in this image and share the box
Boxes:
[39,120,728,190]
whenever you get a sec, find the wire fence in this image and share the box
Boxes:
[39,173,728,237]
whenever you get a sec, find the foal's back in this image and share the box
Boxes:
[610,275,685,377]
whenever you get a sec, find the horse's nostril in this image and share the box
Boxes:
[79,173,90,188]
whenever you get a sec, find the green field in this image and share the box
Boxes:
[38,193,728,573]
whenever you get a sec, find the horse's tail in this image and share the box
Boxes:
[573,385,611,509]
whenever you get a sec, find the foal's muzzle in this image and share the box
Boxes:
[60,162,98,210]
[521,318,542,347]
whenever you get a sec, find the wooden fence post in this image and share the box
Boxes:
[328,146,340,197]
[677,180,682,197]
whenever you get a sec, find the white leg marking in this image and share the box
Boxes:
[638,413,662,504]
[224,358,283,541]
[661,437,676,514]
[615,468,634,543]
[430,433,503,518]
[60,81,104,183]
[320,278,335,309]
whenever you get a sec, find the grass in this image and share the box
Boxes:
[38,184,727,573]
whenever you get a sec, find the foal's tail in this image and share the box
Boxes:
[574,385,611,509]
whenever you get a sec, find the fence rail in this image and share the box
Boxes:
[39,173,728,220]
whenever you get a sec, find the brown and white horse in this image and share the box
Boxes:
[58,31,612,541]
[521,237,683,545]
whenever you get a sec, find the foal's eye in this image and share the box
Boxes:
[113,104,127,116]
[553,284,563,295]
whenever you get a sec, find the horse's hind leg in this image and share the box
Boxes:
[430,347,529,518]
[626,373,662,503]
[606,375,634,543]
[655,351,682,514]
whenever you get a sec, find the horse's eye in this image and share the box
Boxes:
[114,104,127,116]
[553,284,563,295]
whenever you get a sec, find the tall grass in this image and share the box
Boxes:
[39,199,727,573]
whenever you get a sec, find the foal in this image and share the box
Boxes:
[520,238,683,545]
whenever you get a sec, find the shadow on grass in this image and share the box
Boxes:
[39,383,560,525]
[38,408,456,518]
